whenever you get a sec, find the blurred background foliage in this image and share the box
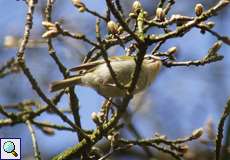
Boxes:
[0,0,229,159]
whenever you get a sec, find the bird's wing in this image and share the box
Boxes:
[69,56,131,72]
[69,59,105,72]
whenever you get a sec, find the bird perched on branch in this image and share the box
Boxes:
[50,55,162,97]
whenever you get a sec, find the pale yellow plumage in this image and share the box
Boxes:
[50,55,162,97]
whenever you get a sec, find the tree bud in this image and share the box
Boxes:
[72,0,85,8]
[178,144,189,154]
[107,135,113,141]
[107,20,118,34]
[192,128,204,139]
[78,6,86,12]
[168,46,177,54]
[91,112,100,125]
[42,21,56,29]
[118,26,124,34]
[72,0,86,12]
[129,12,136,18]
[156,8,165,21]
[132,1,142,14]
[42,30,59,38]
[195,3,204,16]
[206,21,215,29]
[42,126,55,135]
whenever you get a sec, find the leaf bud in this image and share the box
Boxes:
[78,7,86,12]
[178,144,189,154]
[107,20,118,34]
[107,135,113,141]
[42,30,59,38]
[132,1,142,14]
[156,8,165,21]
[72,0,85,8]
[195,3,204,16]
[91,112,100,125]
[72,0,86,12]
[168,46,177,55]
[192,128,204,139]
[206,21,215,29]
[42,21,56,29]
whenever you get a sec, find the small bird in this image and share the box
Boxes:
[50,55,162,97]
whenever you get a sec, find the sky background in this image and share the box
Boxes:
[0,0,229,159]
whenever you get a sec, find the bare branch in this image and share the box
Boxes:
[216,97,230,160]
[26,120,41,160]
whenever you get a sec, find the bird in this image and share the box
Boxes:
[50,55,162,97]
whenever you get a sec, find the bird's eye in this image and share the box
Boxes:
[145,56,152,60]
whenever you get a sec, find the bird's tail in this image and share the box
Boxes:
[49,76,82,92]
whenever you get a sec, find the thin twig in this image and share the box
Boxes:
[32,120,75,132]
[151,40,165,55]
[124,110,153,157]
[196,24,230,46]
[62,29,98,47]
[216,97,230,160]
[85,8,107,21]
[163,55,223,67]
[98,144,133,160]
[26,120,41,160]
[151,143,182,160]
[0,58,20,78]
